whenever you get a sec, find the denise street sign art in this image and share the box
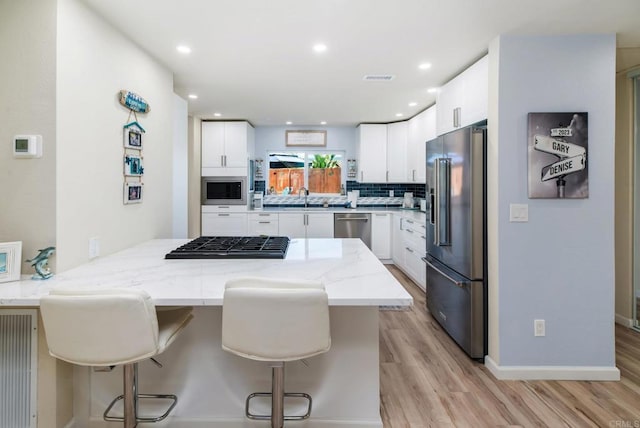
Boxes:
[528,112,588,199]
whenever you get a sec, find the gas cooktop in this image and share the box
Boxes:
[164,236,290,259]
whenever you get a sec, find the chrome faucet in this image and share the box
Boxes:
[298,187,309,207]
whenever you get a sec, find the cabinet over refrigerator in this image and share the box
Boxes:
[424,122,487,359]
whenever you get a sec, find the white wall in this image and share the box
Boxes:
[254,125,357,164]
[173,94,188,238]
[0,0,57,274]
[488,34,616,374]
[56,0,175,271]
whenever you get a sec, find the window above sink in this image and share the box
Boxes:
[267,151,345,197]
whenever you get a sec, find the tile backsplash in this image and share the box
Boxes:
[254,180,426,207]
[346,181,426,198]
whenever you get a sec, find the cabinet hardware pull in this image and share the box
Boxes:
[386,171,389,182]
[218,213,230,217]
[258,214,270,216]
[406,247,414,253]
[412,170,416,181]
[406,229,413,234]
[360,171,363,182]
[406,220,413,224]
[258,221,270,224]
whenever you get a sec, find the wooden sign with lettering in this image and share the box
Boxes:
[119,90,150,113]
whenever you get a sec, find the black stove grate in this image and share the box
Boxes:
[165,236,290,259]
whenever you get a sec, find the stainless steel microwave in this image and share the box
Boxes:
[201,176,247,205]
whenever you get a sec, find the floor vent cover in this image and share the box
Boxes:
[0,310,37,428]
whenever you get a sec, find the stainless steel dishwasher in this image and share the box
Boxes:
[334,213,371,249]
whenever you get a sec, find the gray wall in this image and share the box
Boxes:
[254,125,357,163]
[488,34,616,367]
[0,0,57,273]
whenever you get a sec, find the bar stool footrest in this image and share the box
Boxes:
[104,393,178,423]
[245,392,312,421]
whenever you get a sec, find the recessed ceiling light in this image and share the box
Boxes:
[408,102,417,107]
[320,121,327,125]
[176,45,191,54]
[188,94,198,99]
[427,87,439,93]
[214,113,222,117]
[313,43,327,53]
[395,113,403,117]
[286,121,292,125]
[418,63,432,70]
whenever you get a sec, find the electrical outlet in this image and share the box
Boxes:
[89,237,100,259]
[389,190,394,197]
[534,319,545,337]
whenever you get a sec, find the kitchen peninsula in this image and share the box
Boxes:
[0,238,412,428]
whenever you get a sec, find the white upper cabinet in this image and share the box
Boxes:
[356,124,387,183]
[202,121,254,176]
[386,122,408,183]
[407,106,436,183]
[436,55,488,136]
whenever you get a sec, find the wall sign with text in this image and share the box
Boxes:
[528,112,588,199]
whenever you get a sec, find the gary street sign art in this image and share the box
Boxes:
[528,112,588,199]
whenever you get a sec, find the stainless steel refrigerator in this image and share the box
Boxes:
[424,122,487,359]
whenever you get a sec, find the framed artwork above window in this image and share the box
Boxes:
[285,130,326,147]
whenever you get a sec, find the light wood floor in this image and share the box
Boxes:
[380,265,640,427]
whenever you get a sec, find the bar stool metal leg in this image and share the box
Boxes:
[272,363,284,428]
[123,363,137,428]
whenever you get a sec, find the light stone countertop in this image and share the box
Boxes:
[0,238,413,307]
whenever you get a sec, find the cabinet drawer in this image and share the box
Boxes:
[202,213,247,236]
[248,212,277,221]
[248,219,279,236]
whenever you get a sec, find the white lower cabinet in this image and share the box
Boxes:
[392,214,405,265]
[392,213,426,290]
[248,213,279,236]
[202,212,248,236]
[278,213,333,239]
[371,213,391,259]
[306,213,334,238]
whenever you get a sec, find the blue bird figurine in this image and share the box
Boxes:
[26,246,56,280]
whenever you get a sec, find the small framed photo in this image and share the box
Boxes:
[124,127,143,150]
[124,182,143,204]
[124,154,144,176]
[0,241,22,283]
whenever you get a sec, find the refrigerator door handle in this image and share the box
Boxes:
[429,188,435,226]
[424,256,466,287]
[434,159,440,245]
[436,158,451,246]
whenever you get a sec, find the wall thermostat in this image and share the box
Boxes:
[13,135,42,158]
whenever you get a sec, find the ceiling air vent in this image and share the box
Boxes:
[363,74,395,81]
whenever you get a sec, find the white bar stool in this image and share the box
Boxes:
[222,277,331,428]
[40,288,193,428]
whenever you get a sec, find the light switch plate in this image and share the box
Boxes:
[509,204,529,222]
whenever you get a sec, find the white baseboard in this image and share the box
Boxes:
[68,417,383,428]
[485,356,620,381]
[615,313,634,328]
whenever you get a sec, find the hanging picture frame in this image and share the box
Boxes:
[123,122,144,150]
[124,182,143,204]
[527,112,588,199]
[124,154,144,176]
[0,241,22,283]
[285,130,327,147]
